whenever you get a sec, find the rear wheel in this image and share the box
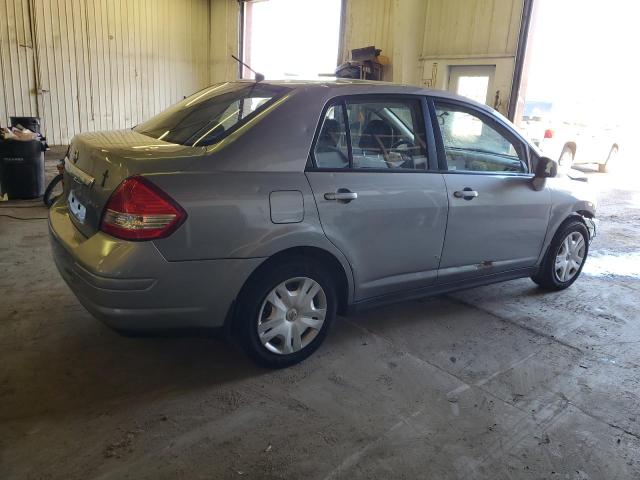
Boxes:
[532,220,589,290]
[599,146,618,173]
[235,257,337,368]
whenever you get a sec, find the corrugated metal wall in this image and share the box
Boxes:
[418,0,524,115]
[421,0,523,57]
[2,0,525,144]
[340,0,395,80]
[1,0,210,145]
[0,0,39,129]
[341,0,525,92]
[210,0,239,84]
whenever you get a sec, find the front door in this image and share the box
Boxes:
[432,99,552,283]
[306,96,448,301]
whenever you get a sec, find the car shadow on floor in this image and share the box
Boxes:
[2,317,265,420]
[2,294,449,421]
[2,278,551,423]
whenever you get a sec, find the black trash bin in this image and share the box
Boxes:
[10,116,41,134]
[0,139,46,199]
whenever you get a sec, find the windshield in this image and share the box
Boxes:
[134,83,289,146]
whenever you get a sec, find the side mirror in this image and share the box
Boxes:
[535,156,558,179]
[532,156,557,191]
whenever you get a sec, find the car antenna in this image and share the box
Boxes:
[231,55,264,82]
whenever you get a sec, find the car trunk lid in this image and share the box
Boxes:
[64,129,202,237]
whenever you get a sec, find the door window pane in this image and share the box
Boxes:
[435,104,525,173]
[347,99,428,170]
[314,104,349,169]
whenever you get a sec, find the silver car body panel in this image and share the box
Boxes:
[537,176,597,261]
[64,129,205,237]
[438,173,552,283]
[306,171,448,300]
[49,80,597,331]
[49,203,262,330]
[269,190,305,224]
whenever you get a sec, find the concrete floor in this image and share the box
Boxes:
[2,149,639,479]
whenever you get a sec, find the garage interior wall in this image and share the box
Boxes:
[1,0,525,145]
[209,0,239,84]
[341,0,525,116]
[0,0,211,145]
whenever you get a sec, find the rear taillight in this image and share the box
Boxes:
[544,128,554,139]
[100,176,186,241]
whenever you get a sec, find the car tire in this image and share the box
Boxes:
[531,219,589,291]
[235,256,337,368]
[558,146,574,169]
[599,146,618,173]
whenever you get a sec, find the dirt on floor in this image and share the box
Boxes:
[1,148,639,479]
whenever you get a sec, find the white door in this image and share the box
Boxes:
[448,65,496,106]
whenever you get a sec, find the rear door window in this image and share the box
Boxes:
[314,104,350,169]
[347,99,428,170]
[312,96,429,171]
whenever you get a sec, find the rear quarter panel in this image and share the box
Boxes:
[147,172,354,302]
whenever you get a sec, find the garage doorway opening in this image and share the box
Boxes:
[516,0,637,169]
[241,0,343,80]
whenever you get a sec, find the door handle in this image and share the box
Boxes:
[324,189,358,203]
[453,189,479,200]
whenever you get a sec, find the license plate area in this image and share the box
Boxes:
[68,190,87,223]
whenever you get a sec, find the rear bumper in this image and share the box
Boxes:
[49,203,263,331]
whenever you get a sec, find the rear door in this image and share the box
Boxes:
[305,95,448,301]
[431,98,552,283]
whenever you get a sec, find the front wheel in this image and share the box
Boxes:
[235,257,337,368]
[532,220,589,290]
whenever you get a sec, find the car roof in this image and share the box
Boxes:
[231,78,497,115]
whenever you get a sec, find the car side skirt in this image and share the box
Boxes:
[348,267,538,314]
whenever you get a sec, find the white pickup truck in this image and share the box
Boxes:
[519,103,620,173]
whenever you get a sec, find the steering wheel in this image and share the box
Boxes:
[391,138,414,149]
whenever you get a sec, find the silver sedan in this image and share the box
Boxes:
[49,80,597,367]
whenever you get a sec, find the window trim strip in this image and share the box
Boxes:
[341,99,354,169]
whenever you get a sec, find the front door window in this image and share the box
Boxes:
[435,103,527,174]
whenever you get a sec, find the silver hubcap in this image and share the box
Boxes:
[257,277,327,355]
[554,231,586,282]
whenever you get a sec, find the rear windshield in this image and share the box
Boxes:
[134,83,289,146]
